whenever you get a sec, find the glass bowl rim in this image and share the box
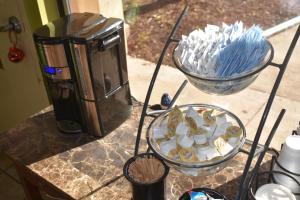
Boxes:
[146,104,246,168]
[172,41,274,82]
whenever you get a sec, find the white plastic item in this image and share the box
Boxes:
[255,184,296,200]
[285,135,300,152]
[273,135,300,195]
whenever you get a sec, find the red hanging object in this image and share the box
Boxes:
[7,30,25,63]
[8,44,25,62]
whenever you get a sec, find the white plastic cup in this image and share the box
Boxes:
[255,184,296,200]
[273,135,300,197]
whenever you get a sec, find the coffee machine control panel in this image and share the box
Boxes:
[44,65,71,80]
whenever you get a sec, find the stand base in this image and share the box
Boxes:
[57,120,82,134]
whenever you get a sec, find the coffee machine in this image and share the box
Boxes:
[33,13,132,137]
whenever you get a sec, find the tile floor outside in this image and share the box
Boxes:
[0,25,299,199]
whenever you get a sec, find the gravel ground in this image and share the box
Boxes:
[124,0,300,66]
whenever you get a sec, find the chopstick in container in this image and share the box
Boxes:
[128,156,164,183]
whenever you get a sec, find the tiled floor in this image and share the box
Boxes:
[0,153,25,200]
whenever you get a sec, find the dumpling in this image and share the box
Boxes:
[214,137,234,156]
[214,122,233,138]
[186,106,199,118]
[178,148,198,162]
[200,124,217,138]
[186,106,205,127]
[153,123,168,139]
[175,122,189,136]
[224,126,242,139]
[203,109,216,125]
[198,146,220,160]
[168,106,183,134]
[160,137,177,156]
[185,116,198,135]
[193,134,208,145]
[177,135,194,148]
[228,137,240,146]
[216,112,227,124]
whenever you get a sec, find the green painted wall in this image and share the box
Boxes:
[43,0,60,22]
[24,0,60,32]
[23,0,43,31]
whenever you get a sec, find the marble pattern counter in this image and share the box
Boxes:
[83,152,268,200]
[0,102,271,200]
[0,103,148,199]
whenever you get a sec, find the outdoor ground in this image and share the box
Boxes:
[124,0,300,66]
[126,25,300,150]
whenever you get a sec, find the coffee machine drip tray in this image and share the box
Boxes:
[57,120,82,134]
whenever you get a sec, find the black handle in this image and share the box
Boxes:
[99,33,120,51]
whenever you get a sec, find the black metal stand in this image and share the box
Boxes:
[133,5,300,200]
[248,148,300,199]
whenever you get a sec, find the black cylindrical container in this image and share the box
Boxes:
[123,153,169,200]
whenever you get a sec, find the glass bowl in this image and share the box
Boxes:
[173,41,274,95]
[146,104,246,176]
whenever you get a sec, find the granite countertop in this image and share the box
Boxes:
[0,102,271,200]
[0,102,148,199]
[83,152,268,200]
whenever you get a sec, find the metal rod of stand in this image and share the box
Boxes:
[237,25,300,200]
[134,5,189,155]
[168,80,188,108]
[145,80,188,117]
[145,80,188,154]
[242,109,286,199]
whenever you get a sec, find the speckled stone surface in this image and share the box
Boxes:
[0,102,271,200]
[83,152,272,200]
[0,102,148,199]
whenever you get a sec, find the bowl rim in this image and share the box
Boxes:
[172,41,274,82]
[179,187,229,200]
[146,104,246,169]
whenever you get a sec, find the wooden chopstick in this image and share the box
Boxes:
[128,156,165,183]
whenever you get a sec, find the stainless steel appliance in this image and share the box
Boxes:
[33,13,132,137]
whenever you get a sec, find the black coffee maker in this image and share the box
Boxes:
[33,13,132,137]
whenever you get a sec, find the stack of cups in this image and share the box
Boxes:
[273,135,300,199]
[123,153,169,200]
[255,184,296,200]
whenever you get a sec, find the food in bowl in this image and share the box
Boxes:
[172,22,273,95]
[151,105,243,165]
[174,21,270,78]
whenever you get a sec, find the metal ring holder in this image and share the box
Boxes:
[248,148,300,199]
[132,4,300,200]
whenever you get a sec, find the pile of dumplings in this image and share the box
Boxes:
[153,106,242,163]
[175,21,270,78]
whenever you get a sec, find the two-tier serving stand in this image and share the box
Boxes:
[132,5,300,200]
